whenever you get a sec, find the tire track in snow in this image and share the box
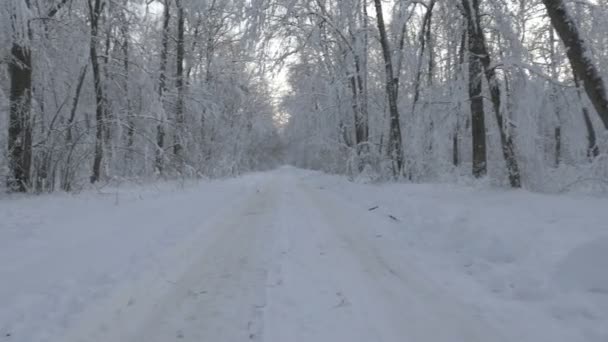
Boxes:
[130,182,279,342]
[63,179,279,342]
[302,183,508,342]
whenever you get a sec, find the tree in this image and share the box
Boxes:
[156,0,172,174]
[461,0,521,187]
[174,0,186,164]
[373,0,404,174]
[7,0,69,192]
[2,0,607,193]
[89,0,106,183]
[542,0,608,129]
[462,0,487,178]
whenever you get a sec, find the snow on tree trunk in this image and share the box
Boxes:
[373,0,404,175]
[89,0,106,184]
[174,0,186,166]
[542,0,608,129]
[462,0,521,188]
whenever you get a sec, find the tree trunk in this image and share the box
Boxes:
[174,0,185,160]
[8,42,33,192]
[575,76,600,159]
[466,28,487,178]
[351,54,369,163]
[581,107,600,160]
[453,125,460,167]
[453,27,467,168]
[549,28,563,167]
[89,0,105,183]
[353,0,369,162]
[61,65,88,192]
[7,0,70,192]
[123,32,134,150]
[360,0,369,148]
[120,11,135,170]
[554,127,562,166]
[66,65,88,143]
[102,2,113,145]
[412,0,436,108]
[541,0,608,129]
[373,0,403,174]
[156,0,171,174]
[462,0,521,187]
[461,1,486,178]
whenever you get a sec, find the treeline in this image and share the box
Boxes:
[279,0,608,191]
[3,0,608,193]
[1,0,282,193]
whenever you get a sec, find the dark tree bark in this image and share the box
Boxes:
[357,0,370,155]
[8,42,33,192]
[574,76,600,159]
[453,27,467,168]
[462,0,521,187]
[542,0,608,129]
[121,19,134,151]
[425,3,435,86]
[66,65,88,144]
[174,0,186,161]
[412,0,436,108]
[349,72,363,148]
[373,0,403,174]
[352,0,369,163]
[156,0,171,174]
[102,2,113,144]
[89,0,106,183]
[62,65,88,192]
[7,0,70,192]
[549,28,563,167]
[350,50,368,169]
[462,1,486,178]
[351,52,368,158]
[554,127,562,166]
[466,28,487,177]
[453,125,460,167]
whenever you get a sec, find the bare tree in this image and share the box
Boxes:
[7,0,69,191]
[542,0,608,129]
[156,0,172,174]
[89,0,106,183]
[174,0,186,163]
[461,0,521,187]
[461,2,487,178]
[373,0,404,174]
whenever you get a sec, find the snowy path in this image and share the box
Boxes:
[66,171,499,342]
[263,177,503,342]
[1,167,607,341]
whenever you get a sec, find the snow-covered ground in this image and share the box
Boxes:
[1,167,607,342]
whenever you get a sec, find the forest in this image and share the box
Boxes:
[2,2,608,340]
[1,0,607,193]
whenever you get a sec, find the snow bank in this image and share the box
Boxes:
[308,172,608,342]
[1,167,607,342]
[0,175,265,342]
[554,237,608,293]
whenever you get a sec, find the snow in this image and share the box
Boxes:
[1,167,607,342]
[308,172,608,342]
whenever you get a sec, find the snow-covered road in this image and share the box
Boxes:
[1,167,607,342]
